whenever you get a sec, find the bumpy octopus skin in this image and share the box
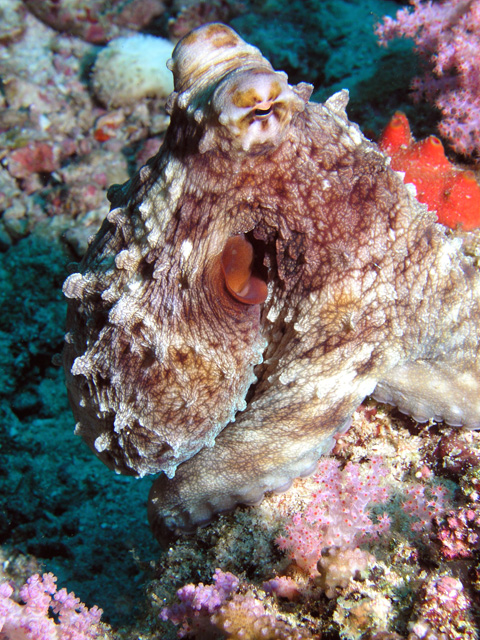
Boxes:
[63,23,480,544]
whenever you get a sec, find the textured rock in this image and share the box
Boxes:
[63,23,480,544]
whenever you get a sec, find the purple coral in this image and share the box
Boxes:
[161,571,315,638]
[0,573,103,640]
[160,569,239,637]
[276,458,391,575]
[375,0,480,156]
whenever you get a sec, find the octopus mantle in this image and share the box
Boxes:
[63,23,480,544]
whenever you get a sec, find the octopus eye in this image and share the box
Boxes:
[221,235,268,305]
[213,69,305,152]
[254,105,273,118]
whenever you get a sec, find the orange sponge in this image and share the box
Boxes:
[379,112,480,231]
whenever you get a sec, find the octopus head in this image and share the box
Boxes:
[167,23,310,153]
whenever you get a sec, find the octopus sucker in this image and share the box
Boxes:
[63,23,480,545]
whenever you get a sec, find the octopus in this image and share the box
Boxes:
[63,23,480,545]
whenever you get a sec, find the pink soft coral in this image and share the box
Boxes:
[375,0,480,157]
[276,458,391,575]
[0,573,103,640]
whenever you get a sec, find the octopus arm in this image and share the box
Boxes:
[373,359,480,428]
[148,355,378,543]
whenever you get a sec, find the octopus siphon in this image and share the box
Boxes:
[63,23,480,544]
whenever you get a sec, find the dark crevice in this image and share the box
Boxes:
[246,227,275,286]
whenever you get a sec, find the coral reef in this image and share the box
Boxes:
[0,6,171,251]
[434,507,480,559]
[408,575,476,640]
[0,0,26,44]
[0,573,107,639]
[161,569,317,638]
[376,0,480,157]
[23,0,165,43]
[154,433,476,638]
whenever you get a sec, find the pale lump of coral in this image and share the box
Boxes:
[91,34,174,108]
[318,547,376,599]
[63,23,480,544]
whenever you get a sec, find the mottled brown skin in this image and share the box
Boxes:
[63,24,480,544]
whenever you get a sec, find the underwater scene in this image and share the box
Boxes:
[1,0,480,638]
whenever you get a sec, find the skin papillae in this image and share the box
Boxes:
[63,23,480,545]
